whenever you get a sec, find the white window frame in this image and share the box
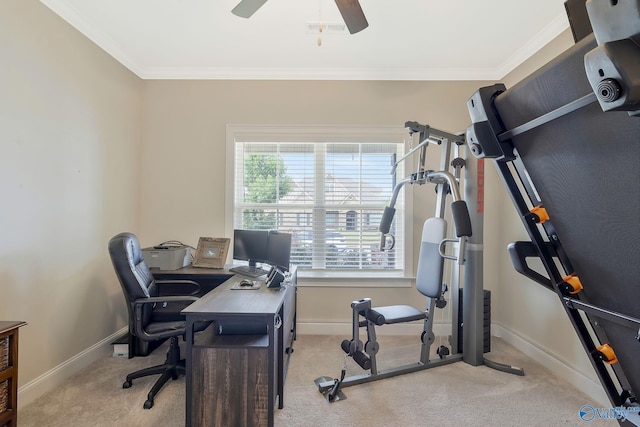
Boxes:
[225,124,414,284]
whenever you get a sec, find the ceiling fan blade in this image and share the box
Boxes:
[232,0,269,18]
[334,0,369,34]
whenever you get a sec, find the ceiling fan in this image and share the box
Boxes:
[232,0,369,34]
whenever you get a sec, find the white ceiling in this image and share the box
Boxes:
[40,0,571,81]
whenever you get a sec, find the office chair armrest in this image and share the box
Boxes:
[132,296,199,341]
[133,296,199,306]
[155,279,200,296]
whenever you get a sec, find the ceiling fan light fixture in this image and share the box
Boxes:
[232,0,369,35]
[306,22,347,34]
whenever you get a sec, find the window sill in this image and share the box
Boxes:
[296,269,414,288]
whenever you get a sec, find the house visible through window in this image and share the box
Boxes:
[229,125,406,274]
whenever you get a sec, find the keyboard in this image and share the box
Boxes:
[229,265,270,278]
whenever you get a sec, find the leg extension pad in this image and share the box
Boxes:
[341,339,371,370]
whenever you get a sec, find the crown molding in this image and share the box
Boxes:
[40,0,145,77]
[40,1,570,82]
[139,66,499,81]
[495,13,570,79]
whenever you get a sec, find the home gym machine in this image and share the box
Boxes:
[464,1,640,425]
[315,121,522,402]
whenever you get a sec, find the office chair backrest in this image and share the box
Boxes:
[415,217,446,299]
[108,232,158,331]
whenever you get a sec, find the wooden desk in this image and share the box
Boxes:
[183,269,297,427]
[0,321,27,427]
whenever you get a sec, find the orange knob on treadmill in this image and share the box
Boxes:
[596,344,618,365]
[530,205,550,223]
[563,275,584,294]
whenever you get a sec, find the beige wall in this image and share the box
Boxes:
[139,79,493,326]
[3,0,606,407]
[0,0,141,391]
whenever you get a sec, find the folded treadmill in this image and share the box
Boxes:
[466,1,640,424]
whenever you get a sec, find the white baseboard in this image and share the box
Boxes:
[491,323,609,406]
[18,327,129,409]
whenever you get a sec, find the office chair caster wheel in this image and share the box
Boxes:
[122,380,132,389]
[143,399,154,409]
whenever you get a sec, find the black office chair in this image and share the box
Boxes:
[108,232,203,409]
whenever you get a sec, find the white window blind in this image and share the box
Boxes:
[231,126,406,273]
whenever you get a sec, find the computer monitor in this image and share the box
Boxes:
[233,229,269,267]
[267,230,292,271]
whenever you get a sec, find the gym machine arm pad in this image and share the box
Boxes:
[451,200,472,238]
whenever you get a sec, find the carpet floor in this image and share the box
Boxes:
[19,334,612,426]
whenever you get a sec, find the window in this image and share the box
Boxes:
[346,210,357,231]
[227,125,407,275]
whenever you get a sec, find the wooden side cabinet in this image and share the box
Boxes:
[184,269,297,427]
[0,321,27,427]
[191,329,273,427]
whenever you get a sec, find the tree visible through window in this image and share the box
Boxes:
[242,154,293,229]
[231,126,406,274]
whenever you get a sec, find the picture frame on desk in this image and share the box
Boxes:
[192,237,230,269]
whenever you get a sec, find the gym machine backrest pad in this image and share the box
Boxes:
[490,33,640,399]
[416,217,447,299]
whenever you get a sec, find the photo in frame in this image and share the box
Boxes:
[192,237,230,268]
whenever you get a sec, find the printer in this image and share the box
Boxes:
[142,245,190,270]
